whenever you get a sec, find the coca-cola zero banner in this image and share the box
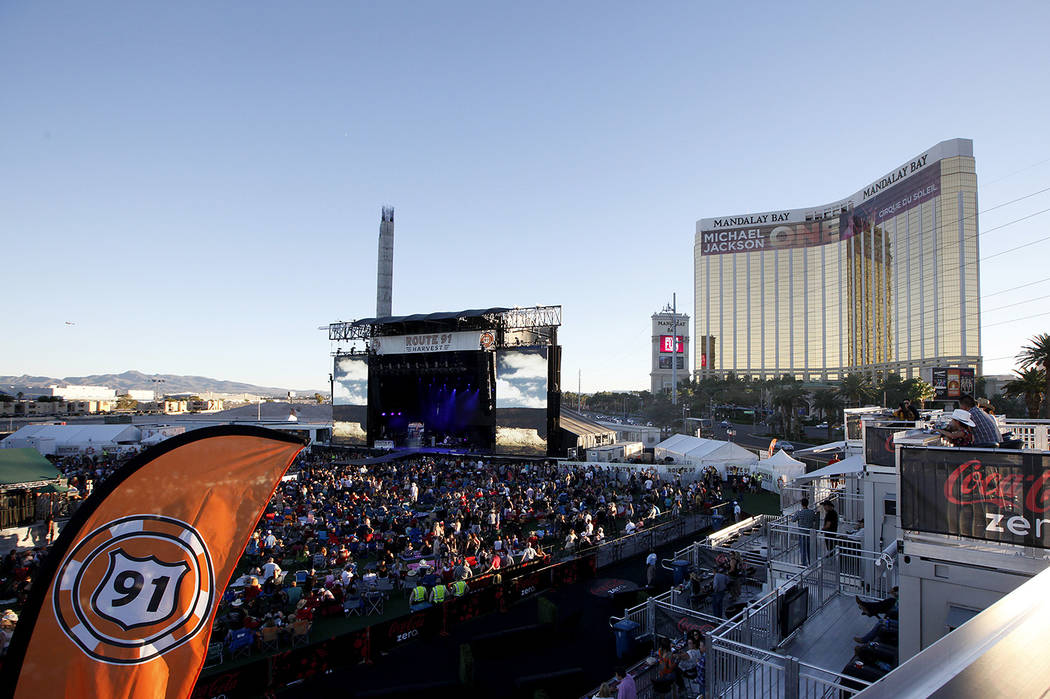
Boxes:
[900,447,1050,548]
[864,423,914,468]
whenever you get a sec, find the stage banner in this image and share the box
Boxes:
[371,330,492,355]
[864,423,914,468]
[900,447,1050,548]
[3,426,305,699]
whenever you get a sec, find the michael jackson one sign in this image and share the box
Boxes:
[900,446,1050,548]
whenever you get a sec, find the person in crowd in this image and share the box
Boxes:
[677,635,705,695]
[645,550,658,589]
[960,394,1002,447]
[614,666,637,699]
[936,409,976,447]
[711,565,729,618]
[593,681,616,699]
[656,636,680,690]
[821,501,839,552]
[792,498,817,566]
[0,610,17,657]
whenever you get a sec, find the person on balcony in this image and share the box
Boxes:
[935,409,976,447]
[792,498,817,565]
[960,395,1001,447]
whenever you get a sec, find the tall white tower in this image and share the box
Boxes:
[376,206,394,317]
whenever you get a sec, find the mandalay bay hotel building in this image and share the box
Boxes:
[694,138,980,381]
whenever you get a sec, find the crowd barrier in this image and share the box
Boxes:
[191,554,598,699]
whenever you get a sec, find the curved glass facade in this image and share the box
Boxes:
[694,139,980,381]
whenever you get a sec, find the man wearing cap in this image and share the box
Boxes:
[936,409,976,447]
[960,394,1001,447]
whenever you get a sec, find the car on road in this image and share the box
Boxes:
[775,440,796,452]
[720,420,731,429]
[815,422,828,429]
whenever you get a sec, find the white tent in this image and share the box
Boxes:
[1,424,142,456]
[762,449,807,485]
[653,434,758,475]
[791,454,865,483]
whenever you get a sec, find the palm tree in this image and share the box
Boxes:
[811,389,843,439]
[1018,333,1050,418]
[903,378,936,409]
[773,384,809,440]
[1004,367,1046,419]
[837,374,873,408]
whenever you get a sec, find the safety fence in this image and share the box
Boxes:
[192,554,597,699]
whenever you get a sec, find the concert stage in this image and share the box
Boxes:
[330,307,562,456]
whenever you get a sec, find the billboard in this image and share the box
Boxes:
[659,356,685,370]
[900,447,1050,549]
[659,335,684,353]
[931,367,975,400]
[698,160,942,256]
[494,347,549,455]
[332,354,368,445]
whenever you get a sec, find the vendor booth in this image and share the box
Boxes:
[757,449,807,491]
[652,434,758,480]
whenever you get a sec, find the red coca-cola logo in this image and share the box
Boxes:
[676,618,715,634]
[943,459,1050,512]
[387,612,425,640]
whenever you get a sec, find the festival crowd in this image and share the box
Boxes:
[0,447,732,658]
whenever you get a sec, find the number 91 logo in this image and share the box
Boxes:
[52,514,215,664]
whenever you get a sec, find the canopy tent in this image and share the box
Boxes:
[0,448,62,490]
[653,434,758,475]
[792,441,847,459]
[791,454,865,483]
[760,449,807,485]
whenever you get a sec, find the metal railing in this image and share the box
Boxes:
[704,549,888,699]
[767,516,862,571]
[1003,419,1050,450]
[780,474,864,524]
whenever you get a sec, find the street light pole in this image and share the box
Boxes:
[671,293,677,407]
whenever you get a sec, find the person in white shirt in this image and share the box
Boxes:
[410,482,419,503]
[521,544,537,562]
[262,557,282,582]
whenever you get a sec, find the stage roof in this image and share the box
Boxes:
[560,410,617,439]
[350,308,511,327]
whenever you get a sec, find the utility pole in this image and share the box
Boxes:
[671,293,678,406]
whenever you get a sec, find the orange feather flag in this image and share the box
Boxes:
[2,426,304,699]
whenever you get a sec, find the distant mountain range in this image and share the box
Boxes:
[0,370,323,397]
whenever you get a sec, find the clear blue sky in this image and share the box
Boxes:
[3,1,1049,392]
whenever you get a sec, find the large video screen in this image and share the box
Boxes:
[333,354,368,445]
[494,347,549,455]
